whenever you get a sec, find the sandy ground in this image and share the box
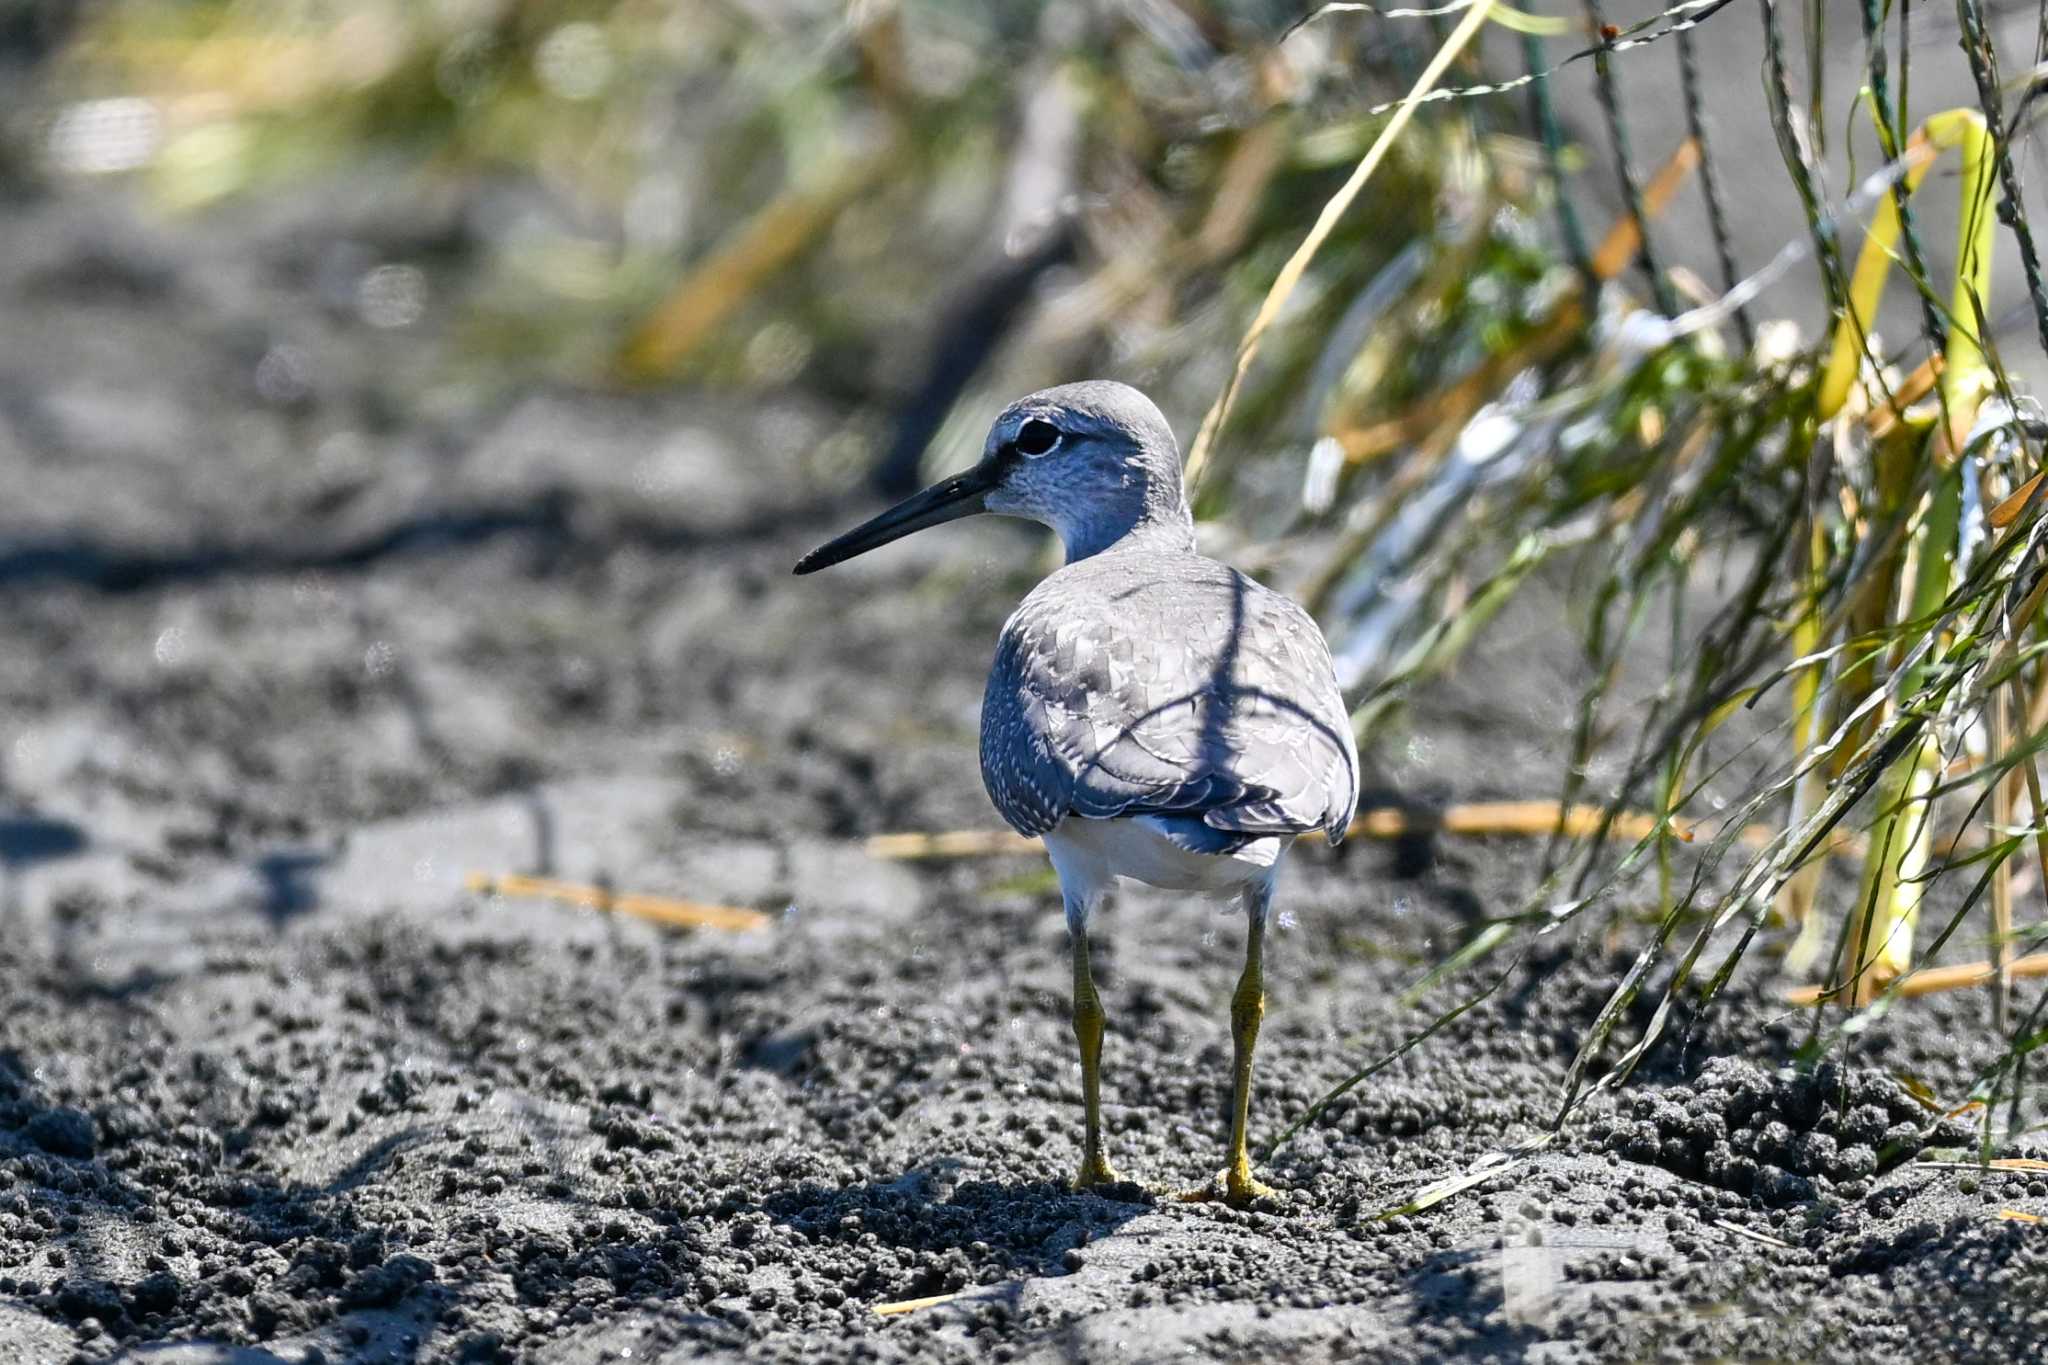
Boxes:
[3,182,2048,1365]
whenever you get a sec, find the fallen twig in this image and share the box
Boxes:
[1785,953,2048,1006]
[467,872,770,932]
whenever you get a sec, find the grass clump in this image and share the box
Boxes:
[1240,6,2048,1168]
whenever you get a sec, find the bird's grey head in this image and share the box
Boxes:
[982,382,1193,560]
[794,380,1194,575]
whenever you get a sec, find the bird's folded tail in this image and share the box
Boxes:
[1198,799,1351,846]
[1135,814,1289,866]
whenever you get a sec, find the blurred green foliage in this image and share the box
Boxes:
[43,0,1556,491]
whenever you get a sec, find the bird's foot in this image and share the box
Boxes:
[1072,1151,1125,1192]
[1177,1164,1277,1209]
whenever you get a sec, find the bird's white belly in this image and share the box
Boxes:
[1041,816,1288,897]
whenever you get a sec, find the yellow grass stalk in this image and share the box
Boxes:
[865,830,1040,860]
[1990,663,2016,1028]
[1841,754,1933,1000]
[1844,475,1960,1004]
[1777,509,1830,951]
[1805,108,1996,1004]
[1817,109,1996,432]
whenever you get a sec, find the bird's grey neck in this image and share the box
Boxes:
[1055,500,1197,563]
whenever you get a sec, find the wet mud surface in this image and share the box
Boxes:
[3,190,2047,1364]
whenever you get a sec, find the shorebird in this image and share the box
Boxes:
[795,381,1358,1205]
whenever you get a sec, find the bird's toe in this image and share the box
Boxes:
[1177,1168,1281,1209]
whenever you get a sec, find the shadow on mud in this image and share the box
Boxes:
[1399,1246,1537,1360]
[0,489,853,594]
[252,847,336,930]
[0,811,86,919]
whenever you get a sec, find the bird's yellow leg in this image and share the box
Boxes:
[1223,912,1272,1203]
[1183,888,1275,1207]
[1070,926,1122,1189]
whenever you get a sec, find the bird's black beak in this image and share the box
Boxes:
[793,459,1005,574]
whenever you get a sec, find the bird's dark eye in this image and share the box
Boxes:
[1015,418,1062,457]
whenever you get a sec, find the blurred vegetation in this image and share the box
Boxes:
[27,0,2048,1162]
[28,2,1548,487]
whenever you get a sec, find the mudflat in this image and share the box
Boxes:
[1,188,2043,1364]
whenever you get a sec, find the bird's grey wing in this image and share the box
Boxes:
[981,575,1358,843]
[979,617,1079,837]
[1190,587,1360,844]
[981,596,1266,837]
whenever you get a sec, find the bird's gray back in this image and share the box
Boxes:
[980,550,1359,845]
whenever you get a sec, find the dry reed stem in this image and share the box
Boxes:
[1784,951,2048,1007]
[869,809,1881,864]
[872,1293,960,1316]
[865,800,1701,861]
[1182,0,1498,489]
[1864,354,1944,442]
[1918,1158,2048,1172]
[618,143,897,377]
[864,830,1040,860]
[1188,118,1290,267]
[1332,307,1584,463]
[1990,470,2046,527]
[466,873,770,932]
[1407,801,1689,842]
[1713,1218,1794,1250]
[1329,135,1700,466]
[1588,137,1700,282]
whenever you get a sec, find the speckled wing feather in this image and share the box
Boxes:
[979,553,1359,847]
